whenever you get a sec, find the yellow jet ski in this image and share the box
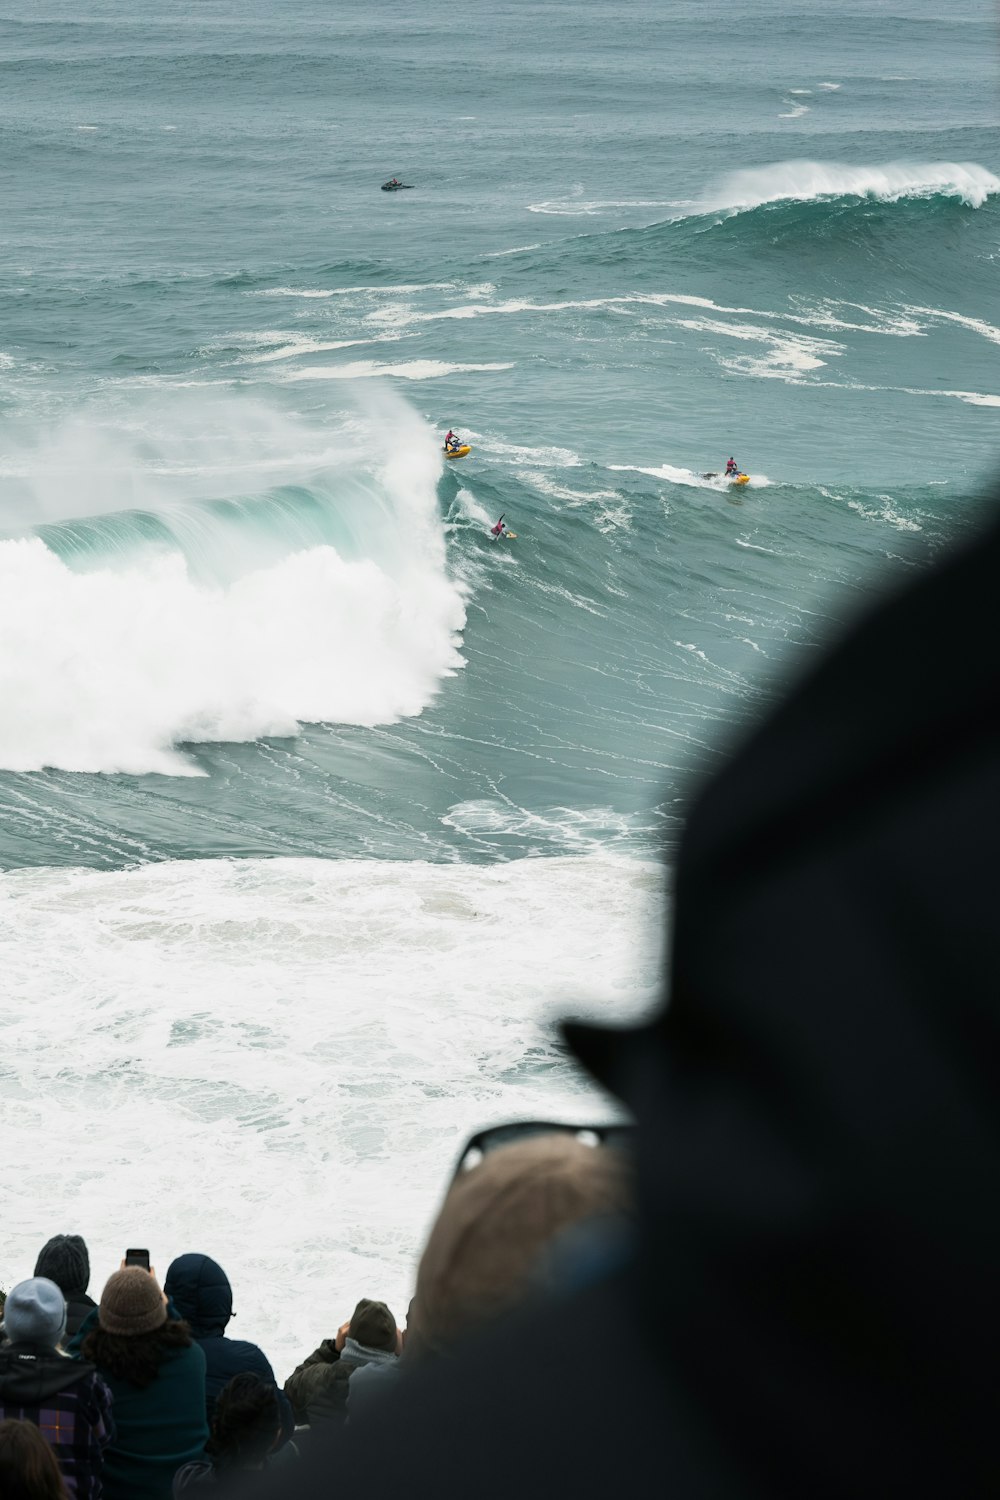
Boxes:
[444,444,471,459]
[730,473,750,486]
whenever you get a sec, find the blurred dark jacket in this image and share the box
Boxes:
[163,1255,293,1443]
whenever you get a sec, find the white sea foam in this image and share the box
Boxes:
[676,316,842,375]
[482,244,543,257]
[249,283,459,299]
[205,331,389,365]
[466,435,582,468]
[638,291,922,339]
[281,360,514,382]
[779,102,810,119]
[0,393,468,774]
[907,388,1000,407]
[526,198,679,216]
[905,306,1000,346]
[847,497,922,532]
[358,290,919,348]
[519,472,622,506]
[0,849,663,1376]
[702,160,1000,212]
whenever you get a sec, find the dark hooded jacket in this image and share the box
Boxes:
[163,1256,293,1441]
[34,1235,98,1339]
[242,510,1000,1500]
[0,1342,114,1499]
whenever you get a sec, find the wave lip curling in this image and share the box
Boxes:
[701,160,1000,214]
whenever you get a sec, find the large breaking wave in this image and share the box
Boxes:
[0,391,467,775]
[699,160,1000,214]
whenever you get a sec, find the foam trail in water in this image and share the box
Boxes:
[282,360,514,382]
[0,391,467,773]
[608,463,771,490]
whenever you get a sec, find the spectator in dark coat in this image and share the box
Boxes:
[247,508,1000,1499]
[75,1267,208,1500]
[162,1257,292,1443]
[285,1301,398,1427]
[173,1373,299,1492]
[0,1278,113,1500]
[33,1239,96,1341]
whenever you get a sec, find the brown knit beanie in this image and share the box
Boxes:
[412,1132,629,1356]
[99,1268,168,1337]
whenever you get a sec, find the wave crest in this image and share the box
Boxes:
[0,392,467,774]
[701,160,1000,214]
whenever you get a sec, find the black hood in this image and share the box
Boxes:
[0,1345,95,1403]
[163,1254,233,1337]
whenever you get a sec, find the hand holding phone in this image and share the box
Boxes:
[124,1248,151,1271]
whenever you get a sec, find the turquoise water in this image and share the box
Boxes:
[1,0,997,866]
[0,1,997,1361]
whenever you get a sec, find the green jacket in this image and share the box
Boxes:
[73,1308,208,1500]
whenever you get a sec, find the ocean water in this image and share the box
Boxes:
[1,0,997,1370]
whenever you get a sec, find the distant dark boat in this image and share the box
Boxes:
[381,181,414,192]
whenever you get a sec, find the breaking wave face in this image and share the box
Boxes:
[700,159,1000,214]
[0,391,467,775]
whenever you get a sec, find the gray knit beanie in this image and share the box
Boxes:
[99,1268,167,1337]
[34,1234,91,1298]
[3,1278,68,1347]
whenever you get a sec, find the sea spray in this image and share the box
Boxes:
[0,390,466,774]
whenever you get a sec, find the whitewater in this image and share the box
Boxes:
[1,0,998,1373]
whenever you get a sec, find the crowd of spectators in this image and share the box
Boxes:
[0,1128,629,1497]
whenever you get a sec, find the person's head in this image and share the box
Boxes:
[0,1418,70,1500]
[410,1131,629,1357]
[33,1236,90,1301]
[1,1279,67,1350]
[207,1373,281,1470]
[82,1267,190,1389]
[163,1254,233,1336]
[347,1298,397,1354]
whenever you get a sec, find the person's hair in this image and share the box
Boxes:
[0,1419,70,1499]
[206,1373,280,1469]
[411,1132,630,1358]
[81,1318,193,1389]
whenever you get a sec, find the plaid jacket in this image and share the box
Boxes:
[0,1344,115,1499]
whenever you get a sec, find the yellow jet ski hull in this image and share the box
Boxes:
[444,445,471,459]
[730,473,750,485]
